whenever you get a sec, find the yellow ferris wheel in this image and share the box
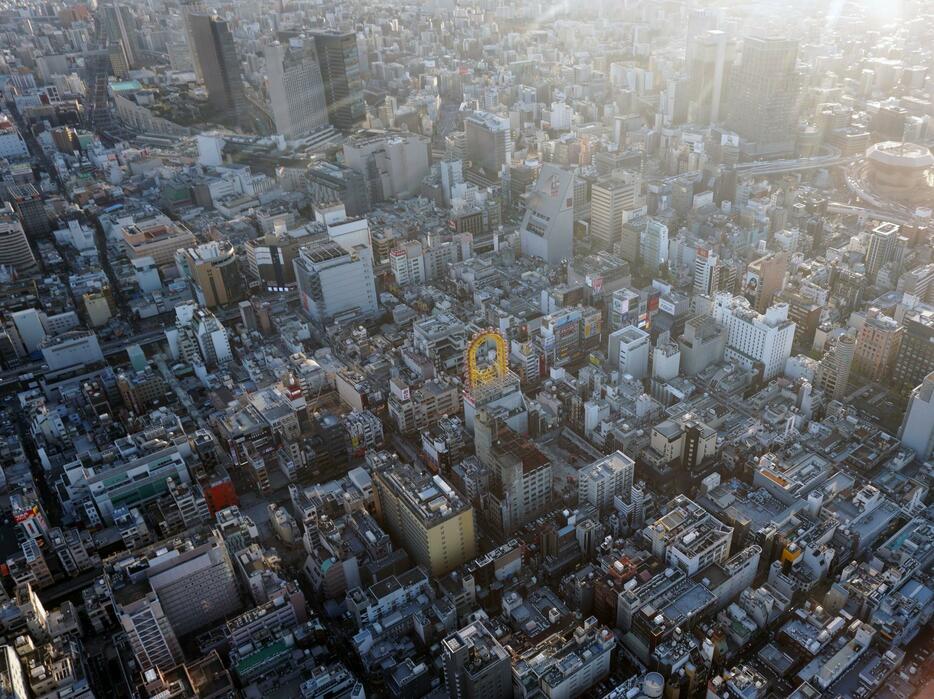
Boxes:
[465,329,508,391]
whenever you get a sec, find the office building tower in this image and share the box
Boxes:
[0,644,27,699]
[342,130,431,201]
[653,334,681,381]
[865,222,900,280]
[817,334,855,402]
[899,372,934,461]
[266,39,329,139]
[464,112,513,178]
[166,303,233,367]
[853,308,903,381]
[688,30,735,124]
[371,453,477,576]
[609,325,650,378]
[892,309,934,393]
[294,240,378,326]
[474,417,551,536]
[189,14,247,126]
[711,293,795,381]
[176,241,244,309]
[743,252,788,313]
[727,37,799,157]
[7,184,50,237]
[245,226,316,292]
[312,30,365,132]
[442,622,513,699]
[694,247,731,296]
[578,451,635,511]
[0,206,37,276]
[640,218,669,272]
[589,172,642,251]
[181,0,207,81]
[116,589,184,672]
[518,163,575,264]
[101,2,141,70]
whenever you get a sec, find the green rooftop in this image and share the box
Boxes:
[234,639,291,677]
[110,80,142,93]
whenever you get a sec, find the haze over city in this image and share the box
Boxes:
[0,0,928,698]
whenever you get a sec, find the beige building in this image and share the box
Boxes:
[387,377,461,433]
[371,452,476,576]
[589,171,643,251]
[853,308,903,382]
[122,218,196,267]
[177,241,244,308]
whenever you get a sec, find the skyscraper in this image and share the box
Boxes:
[180,0,207,81]
[518,163,575,265]
[711,293,796,381]
[312,30,365,132]
[640,218,669,272]
[817,334,855,401]
[899,371,934,462]
[265,39,329,139]
[102,2,141,70]
[727,37,799,157]
[293,240,378,325]
[589,171,643,251]
[464,111,513,178]
[743,252,788,313]
[865,222,900,280]
[0,205,37,277]
[189,14,247,126]
[688,30,735,125]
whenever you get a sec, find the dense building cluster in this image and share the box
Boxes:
[0,0,928,698]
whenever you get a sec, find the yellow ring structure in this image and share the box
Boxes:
[466,330,508,391]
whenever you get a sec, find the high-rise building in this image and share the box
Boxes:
[688,30,735,124]
[0,205,37,276]
[743,252,788,313]
[101,2,141,70]
[371,452,477,576]
[475,419,552,537]
[609,325,650,378]
[464,112,513,178]
[865,222,900,280]
[180,0,207,81]
[727,37,799,157]
[899,371,934,461]
[0,644,27,699]
[640,218,669,272]
[112,532,240,671]
[518,163,575,265]
[442,622,512,699]
[176,241,244,309]
[265,39,329,139]
[312,30,365,132]
[892,309,934,394]
[578,451,635,511]
[853,308,903,382]
[7,184,50,238]
[589,172,642,251]
[816,334,855,401]
[342,129,431,201]
[294,240,378,326]
[189,14,247,126]
[711,293,796,381]
[115,588,184,672]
